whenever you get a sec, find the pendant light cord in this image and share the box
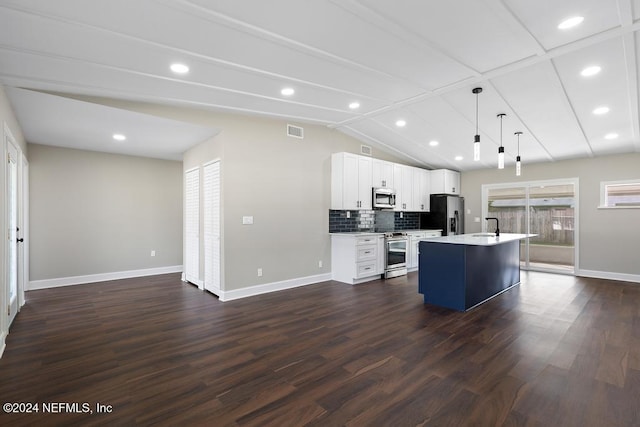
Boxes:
[475,93,479,135]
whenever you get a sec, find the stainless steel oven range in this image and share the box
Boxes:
[384,232,408,278]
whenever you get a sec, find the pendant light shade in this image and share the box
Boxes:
[472,87,482,161]
[515,131,523,176]
[497,113,506,169]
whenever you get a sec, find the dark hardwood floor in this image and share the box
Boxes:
[0,271,638,426]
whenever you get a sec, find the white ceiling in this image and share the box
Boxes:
[6,87,219,160]
[1,0,639,169]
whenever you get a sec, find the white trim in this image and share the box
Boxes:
[0,332,6,359]
[599,179,640,208]
[27,265,183,290]
[578,269,640,284]
[481,177,579,275]
[218,273,331,302]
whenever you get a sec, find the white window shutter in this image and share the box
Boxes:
[185,168,200,285]
[203,161,221,294]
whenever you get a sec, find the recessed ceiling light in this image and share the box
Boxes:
[558,16,584,30]
[395,119,406,127]
[429,140,439,147]
[604,133,619,140]
[455,156,463,161]
[112,133,126,141]
[349,102,360,110]
[281,87,295,96]
[170,63,189,74]
[593,106,610,115]
[581,65,601,77]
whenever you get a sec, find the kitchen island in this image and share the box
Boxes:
[418,233,533,311]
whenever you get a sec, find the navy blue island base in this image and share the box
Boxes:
[418,235,526,311]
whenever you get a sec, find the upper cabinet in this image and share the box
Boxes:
[331,152,372,210]
[371,159,394,189]
[430,169,460,195]
[393,164,413,211]
[331,152,439,211]
[414,168,431,212]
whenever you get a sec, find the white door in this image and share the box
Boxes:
[18,157,28,309]
[5,134,19,326]
[203,161,221,295]
[184,168,200,286]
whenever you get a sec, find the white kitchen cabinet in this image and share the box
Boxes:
[331,152,372,210]
[393,164,414,211]
[413,168,431,212]
[430,169,460,195]
[331,234,385,284]
[372,159,394,189]
[407,230,442,271]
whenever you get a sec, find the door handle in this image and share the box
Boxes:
[17,238,24,243]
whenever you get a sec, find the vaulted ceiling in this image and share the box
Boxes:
[1,0,639,168]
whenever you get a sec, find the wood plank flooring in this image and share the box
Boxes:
[0,271,639,426]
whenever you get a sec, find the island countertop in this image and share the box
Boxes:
[420,233,535,246]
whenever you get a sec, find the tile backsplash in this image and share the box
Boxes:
[329,210,421,232]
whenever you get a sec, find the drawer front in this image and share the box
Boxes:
[356,261,378,278]
[408,232,426,241]
[424,231,442,237]
[356,244,377,261]
[356,236,378,246]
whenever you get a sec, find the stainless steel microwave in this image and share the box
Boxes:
[372,187,396,209]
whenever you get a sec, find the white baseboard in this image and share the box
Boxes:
[28,265,183,290]
[577,269,640,284]
[219,273,331,302]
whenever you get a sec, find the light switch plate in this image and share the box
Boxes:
[242,216,254,225]
[474,217,480,223]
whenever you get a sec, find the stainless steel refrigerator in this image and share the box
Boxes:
[419,195,464,235]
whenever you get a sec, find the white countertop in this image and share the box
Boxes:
[419,233,536,246]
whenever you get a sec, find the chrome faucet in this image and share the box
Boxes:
[485,217,500,236]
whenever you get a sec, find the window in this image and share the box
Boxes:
[600,180,640,208]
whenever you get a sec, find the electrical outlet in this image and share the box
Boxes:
[318,260,323,268]
[346,211,351,218]
[150,250,156,257]
[257,268,263,277]
[400,212,403,218]
[467,209,471,215]
[242,216,254,225]
[474,217,480,223]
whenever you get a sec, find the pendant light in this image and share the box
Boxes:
[515,131,523,176]
[497,113,506,169]
[472,87,482,161]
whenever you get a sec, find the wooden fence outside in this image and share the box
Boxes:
[487,207,574,246]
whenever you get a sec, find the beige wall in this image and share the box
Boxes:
[62,95,409,292]
[181,112,406,291]
[28,144,183,280]
[461,153,640,277]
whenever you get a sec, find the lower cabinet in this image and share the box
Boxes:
[331,234,385,284]
[407,230,442,271]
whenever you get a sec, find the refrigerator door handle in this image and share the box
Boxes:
[454,210,459,234]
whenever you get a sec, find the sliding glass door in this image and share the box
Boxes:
[484,179,577,274]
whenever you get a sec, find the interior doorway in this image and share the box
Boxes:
[5,124,25,329]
